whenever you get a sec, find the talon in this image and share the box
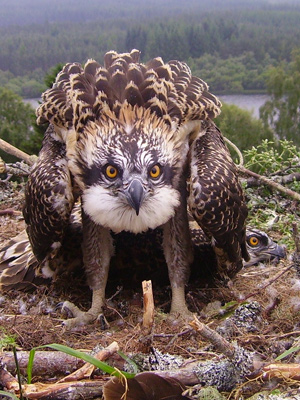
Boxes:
[60,301,96,328]
[55,301,64,311]
[61,300,86,319]
[97,313,110,330]
[63,313,97,329]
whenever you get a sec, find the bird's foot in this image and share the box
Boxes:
[61,301,100,328]
[169,286,195,322]
[166,306,195,329]
[61,288,105,329]
[169,303,194,321]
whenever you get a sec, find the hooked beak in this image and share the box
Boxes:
[244,242,286,267]
[125,179,145,215]
[266,242,286,261]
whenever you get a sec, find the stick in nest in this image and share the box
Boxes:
[142,280,154,332]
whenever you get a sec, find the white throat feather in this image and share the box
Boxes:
[82,185,180,233]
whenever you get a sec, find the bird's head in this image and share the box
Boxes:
[244,228,286,266]
[69,106,188,233]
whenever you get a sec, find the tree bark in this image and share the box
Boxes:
[0,351,85,377]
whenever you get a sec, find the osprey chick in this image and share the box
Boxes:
[24,49,249,327]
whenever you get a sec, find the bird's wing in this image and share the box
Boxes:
[188,121,250,280]
[23,125,75,263]
[0,230,40,290]
[0,203,83,291]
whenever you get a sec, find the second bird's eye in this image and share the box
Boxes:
[149,164,162,179]
[105,165,118,179]
[248,236,259,247]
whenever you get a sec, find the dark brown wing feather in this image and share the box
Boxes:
[0,209,82,291]
[188,121,249,280]
[23,125,74,263]
[0,231,39,290]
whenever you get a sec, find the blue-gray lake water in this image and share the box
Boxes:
[219,94,270,119]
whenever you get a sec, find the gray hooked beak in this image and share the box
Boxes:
[125,179,145,215]
[267,242,286,261]
[244,242,286,267]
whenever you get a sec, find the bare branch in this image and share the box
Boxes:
[246,172,300,188]
[262,363,300,381]
[189,315,235,359]
[0,351,85,376]
[142,280,155,332]
[57,341,119,383]
[224,136,300,201]
[0,138,37,166]
[238,164,300,201]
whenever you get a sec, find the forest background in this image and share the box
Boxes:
[0,0,300,157]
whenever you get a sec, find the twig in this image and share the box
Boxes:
[3,343,119,399]
[23,380,104,399]
[152,315,260,391]
[246,172,300,188]
[0,209,22,216]
[189,316,235,359]
[57,341,119,383]
[153,328,193,339]
[261,363,300,381]
[270,164,300,177]
[242,263,295,302]
[224,136,244,166]
[0,161,32,177]
[142,280,154,332]
[0,366,20,392]
[0,138,37,166]
[107,286,123,302]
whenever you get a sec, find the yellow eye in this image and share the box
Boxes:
[248,236,259,246]
[149,164,161,179]
[105,165,118,179]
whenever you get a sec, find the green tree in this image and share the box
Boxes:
[260,49,300,146]
[215,102,274,158]
[125,26,148,55]
[0,87,43,162]
[44,63,64,88]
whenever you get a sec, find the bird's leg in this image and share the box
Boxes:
[163,193,194,318]
[62,211,114,328]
